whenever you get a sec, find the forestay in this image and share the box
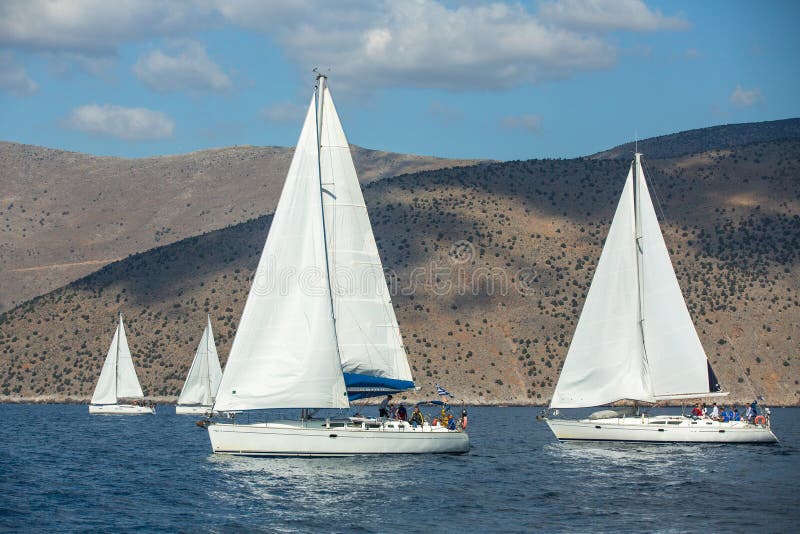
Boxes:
[177,316,223,407]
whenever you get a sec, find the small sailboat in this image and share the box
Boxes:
[206,72,469,456]
[545,153,776,443]
[176,315,222,415]
[89,313,154,415]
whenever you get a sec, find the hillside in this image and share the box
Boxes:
[592,118,800,160]
[0,142,485,312]
[1,139,798,405]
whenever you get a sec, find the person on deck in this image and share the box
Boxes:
[749,400,759,422]
[710,403,720,420]
[378,395,392,418]
[701,403,708,417]
[410,406,424,427]
[733,408,741,422]
[691,404,702,418]
[397,404,407,421]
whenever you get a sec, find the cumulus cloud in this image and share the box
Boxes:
[730,85,763,107]
[0,52,38,95]
[0,1,690,93]
[66,104,175,140]
[500,114,543,134]
[538,0,689,32]
[0,0,215,53]
[133,40,232,93]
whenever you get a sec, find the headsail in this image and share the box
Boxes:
[551,155,720,408]
[91,315,143,404]
[317,78,414,398]
[213,91,348,412]
[550,168,652,408]
[177,315,223,407]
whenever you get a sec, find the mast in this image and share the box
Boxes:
[314,70,343,406]
[115,313,121,403]
[633,154,652,394]
[206,314,212,403]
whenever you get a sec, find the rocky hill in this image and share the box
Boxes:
[1,137,797,406]
[0,142,485,312]
[593,118,800,160]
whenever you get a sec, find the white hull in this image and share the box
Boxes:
[175,405,212,415]
[208,419,470,456]
[546,415,777,443]
[89,404,155,415]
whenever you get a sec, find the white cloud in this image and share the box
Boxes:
[0,0,215,53]
[133,40,232,93]
[66,104,175,140]
[538,0,689,32]
[273,2,616,91]
[730,85,763,108]
[261,101,308,124]
[0,1,690,93]
[0,52,38,96]
[500,114,543,134]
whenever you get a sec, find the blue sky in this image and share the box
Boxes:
[0,0,798,161]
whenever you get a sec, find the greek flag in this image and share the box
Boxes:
[436,384,453,398]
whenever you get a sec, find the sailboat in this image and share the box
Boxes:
[206,73,469,456]
[545,154,777,443]
[89,313,154,415]
[176,315,222,415]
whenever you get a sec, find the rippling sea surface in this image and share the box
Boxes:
[1,405,798,532]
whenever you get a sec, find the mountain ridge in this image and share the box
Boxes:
[2,133,797,406]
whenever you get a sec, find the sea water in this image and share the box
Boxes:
[1,405,798,532]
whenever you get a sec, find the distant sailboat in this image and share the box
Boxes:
[205,72,469,456]
[176,315,222,415]
[545,154,776,443]
[89,313,154,415]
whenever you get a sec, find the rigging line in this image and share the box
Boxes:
[641,156,669,224]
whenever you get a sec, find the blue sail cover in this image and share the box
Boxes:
[343,373,415,401]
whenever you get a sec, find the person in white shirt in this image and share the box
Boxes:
[710,403,720,420]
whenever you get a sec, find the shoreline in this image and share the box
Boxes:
[2,396,798,408]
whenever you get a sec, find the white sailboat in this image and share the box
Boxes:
[89,313,154,415]
[545,154,777,443]
[206,73,469,456]
[176,315,222,415]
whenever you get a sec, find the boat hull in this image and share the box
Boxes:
[546,416,777,443]
[175,405,212,415]
[208,420,470,456]
[89,404,155,415]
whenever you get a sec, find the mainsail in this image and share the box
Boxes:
[214,75,413,412]
[551,155,720,408]
[91,314,144,405]
[177,316,223,407]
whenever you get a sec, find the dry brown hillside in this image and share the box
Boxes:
[1,139,798,406]
[0,142,485,312]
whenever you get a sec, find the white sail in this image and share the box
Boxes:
[636,158,711,398]
[551,168,652,408]
[551,155,717,408]
[177,316,223,406]
[213,93,348,412]
[318,81,413,383]
[91,315,143,404]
